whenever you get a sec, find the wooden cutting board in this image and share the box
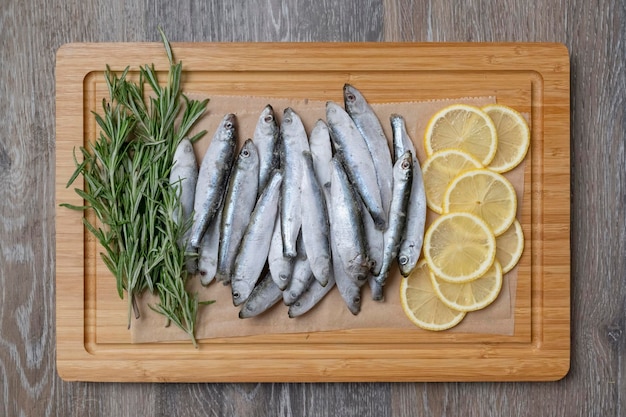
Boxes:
[55,42,570,382]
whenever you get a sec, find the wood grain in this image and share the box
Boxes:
[55,42,567,382]
[0,0,623,415]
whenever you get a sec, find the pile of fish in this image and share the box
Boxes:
[169,84,427,318]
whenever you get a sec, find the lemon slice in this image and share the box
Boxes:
[400,260,466,331]
[442,169,517,236]
[424,104,498,165]
[482,104,530,173]
[431,261,503,312]
[496,219,524,274]
[423,212,496,283]
[422,149,483,214]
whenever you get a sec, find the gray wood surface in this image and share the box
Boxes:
[0,0,623,415]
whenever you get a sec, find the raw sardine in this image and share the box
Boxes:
[391,114,427,277]
[288,274,336,318]
[331,234,362,315]
[280,108,309,257]
[344,84,393,219]
[170,138,198,231]
[197,205,223,286]
[375,151,413,286]
[329,157,371,283]
[169,138,199,272]
[216,139,259,283]
[190,114,237,248]
[268,216,294,290]
[231,171,283,306]
[253,105,280,192]
[239,271,283,319]
[300,151,332,287]
[282,236,315,306]
[326,101,386,230]
[308,119,333,202]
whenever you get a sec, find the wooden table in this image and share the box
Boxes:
[1,0,622,415]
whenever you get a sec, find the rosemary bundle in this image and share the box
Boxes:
[62,32,212,346]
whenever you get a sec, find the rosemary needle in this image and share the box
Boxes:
[62,31,211,346]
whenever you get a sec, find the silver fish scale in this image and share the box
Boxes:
[344,84,394,222]
[190,114,237,248]
[375,151,413,286]
[230,171,283,306]
[391,114,427,277]
[217,139,260,283]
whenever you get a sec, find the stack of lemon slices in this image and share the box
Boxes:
[400,104,529,331]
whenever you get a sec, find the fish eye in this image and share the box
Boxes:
[346,93,356,102]
[401,160,411,170]
[264,115,273,123]
[354,296,361,304]
[225,122,233,129]
[280,274,288,281]
[295,301,301,307]
[199,270,207,276]
[232,291,240,299]
[242,149,250,157]
[399,255,409,265]
[284,117,292,124]
[246,305,253,311]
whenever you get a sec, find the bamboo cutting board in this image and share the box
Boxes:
[55,42,570,382]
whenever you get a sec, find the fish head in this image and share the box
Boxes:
[398,251,418,277]
[171,138,197,174]
[345,285,362,315]
[218,114,237,141]
[325,101,343,119]
[173,137,195,160]
[257,105,278,135]
[282,107,296,125]
[238,300,259,319]
[260,104,275,124]
[231,280,254,307]
[396,150,413,181]
[237,139,260,170]
[343,84,368,115]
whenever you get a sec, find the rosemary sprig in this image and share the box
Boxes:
[62,31,211,345]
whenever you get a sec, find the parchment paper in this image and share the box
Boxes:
[131,93,526,343]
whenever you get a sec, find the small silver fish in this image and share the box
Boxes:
[216,139,259,283]
[308,119,333,202]
[331,234,362,315]
[190,114,237,248]
[300,151,332,287]
[344,84,394,220]
[231,171,283,306]
[169,137,199,273]
[329,157,371,284]
[288,274,336,318]
[268,215,294,290]
[253,105,280,193]
[375,151,413,286]
[282,236,315,306]
[280,108,310,257]
[170,138,198,230]
[326,101,386,230]
[391,114,427,277]
[197,205,223,286]
[239,271,283,319]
